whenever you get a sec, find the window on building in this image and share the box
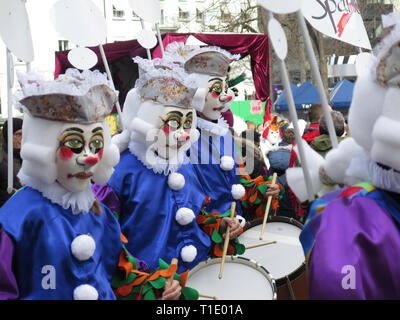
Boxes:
[160,9,165,25]
[58,40,69,51]
[196,9,204,22]
[221,9,231,22]
[132,11,140,20]
[179,8,190,20]
[113,5,125,19]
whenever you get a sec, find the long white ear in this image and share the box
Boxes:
[348,63,386,154]
[121,88,142,129]
[192,88,207,112]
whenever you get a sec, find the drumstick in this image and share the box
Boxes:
[161,258,178,300]
[259,173,278,240]
[199,293,218,300]
[218,201,236,279]
[245,240,277,250]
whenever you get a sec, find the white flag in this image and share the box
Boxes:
[302,0,372,50]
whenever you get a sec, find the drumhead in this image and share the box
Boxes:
[187,256,277,300]
[239,216,305,280]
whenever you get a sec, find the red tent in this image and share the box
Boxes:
[55,33,269,113]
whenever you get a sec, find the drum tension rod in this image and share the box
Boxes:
[286,276,296,300]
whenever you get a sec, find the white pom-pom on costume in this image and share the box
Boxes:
[220,156,235,171]
[231,184,245,200]
[180,245,197,262]
[175,207,195,226]
[168,172,185,191]
[73,284,99,300]
[71,234,96,261]
[236,215,246,228]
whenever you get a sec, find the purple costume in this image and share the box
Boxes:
[300,182,400,299]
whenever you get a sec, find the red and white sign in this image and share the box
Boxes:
[302,0,372,50]
[250,100,263,115]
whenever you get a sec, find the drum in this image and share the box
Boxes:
[186,256,277,300]
[239,216,309,300]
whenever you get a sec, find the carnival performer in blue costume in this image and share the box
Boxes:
[93,58,242,274]
[164,42,282,223]
[0,69,183,300]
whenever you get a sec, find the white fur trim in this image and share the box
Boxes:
[372,115,400,172]
[168,172,185,191]
[236,215,246,228]
[73,284,99,300]
[346,155,400,193]
[220,156,235,171]
[175,207,195,226]
[18,171,95,214]
[71,234,96,261]
[129,140,188,175]
[231,184,245,200]
[180,245,197,262]
[197,116,229,137]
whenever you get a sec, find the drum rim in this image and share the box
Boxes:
[275,262,306,287]
[188,256,278,300]
[241,216,306,284]
[244,216,304,232]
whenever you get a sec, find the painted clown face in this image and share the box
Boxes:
[152,106,194,159]
[200,76,233,121]
[56,122,105,192]
[267,129,281,146]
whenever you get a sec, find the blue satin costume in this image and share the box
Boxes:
[189,128,243,216]
[99,150,210,273]
[0,186,122,300]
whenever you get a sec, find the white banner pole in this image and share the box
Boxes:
[267,11,315,202]
[99,44,124,130]
[6,48,14,193]
[297,11,338,149]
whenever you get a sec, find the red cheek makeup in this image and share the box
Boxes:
[162,125,171,135]
[211,92,220,99]
[59,147,74,161]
